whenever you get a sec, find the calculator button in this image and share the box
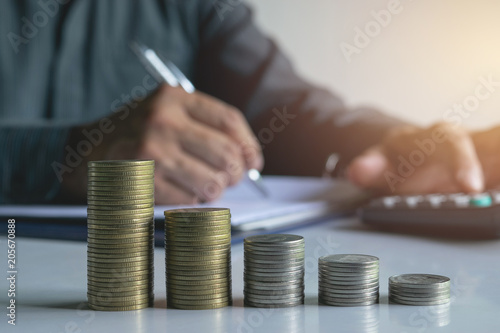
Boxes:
[453,195,471,208]
[382,196,401,208]
[469,193,492,207]
[405,195,424,208]
[489,191,500,204]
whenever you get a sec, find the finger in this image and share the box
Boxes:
[154,172,199,205]
[179,121,245,186]
[185,92,264,170]
[346,147,391,190]
[444,133,484,193]
[157,151,227,202]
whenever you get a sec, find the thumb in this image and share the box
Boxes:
[346,147,392,190]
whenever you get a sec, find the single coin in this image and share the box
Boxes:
[389,274,450,289]
[88,159,154,166]
[389,296,450,306]
[164,208,230,217]
[319,254,379,266]
[88,303,152,311]
[244,234,304,246]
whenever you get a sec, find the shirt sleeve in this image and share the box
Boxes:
[195,2,407,176]
[0,126,71,204]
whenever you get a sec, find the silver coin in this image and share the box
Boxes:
[319,269,379,280]
[319,254,379,266]
[319,265,379,274]
[319,279,379,289]
[319,290,379,299]
[389,274,450,289]
[319,285,379,294]
[389,296,450,306]
[244,234,304,246]
[243,287,304,296]
[319,297,378,307]
[244,295,304,304]
[244,299,303,308]
[389,294,450,302]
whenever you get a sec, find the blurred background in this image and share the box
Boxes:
[248,0,500,130]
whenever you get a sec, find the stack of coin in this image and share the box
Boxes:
[389,274,450,305]
[87,160,155,311]
[164,208,232,310]
[318,254,379,306]
[244,234,305,308]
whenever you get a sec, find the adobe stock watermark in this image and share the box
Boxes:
[7,0,70,54]
[193,106,296,200]
[212,0,243,21]
[51,74,159,182]
[384,74,500,192]
[340,0,415,63]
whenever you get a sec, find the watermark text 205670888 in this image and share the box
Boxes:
[7,219,17,326]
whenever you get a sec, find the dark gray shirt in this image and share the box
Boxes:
[0,0,403,204]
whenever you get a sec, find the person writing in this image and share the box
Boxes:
[1,0,498,205]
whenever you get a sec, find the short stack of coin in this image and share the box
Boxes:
[87,160,155,311]
[318,254,379,306]
[389,274,450,306]
[164,208,232,310]
[244,234,305,308]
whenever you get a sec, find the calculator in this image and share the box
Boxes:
[359,191,500,238]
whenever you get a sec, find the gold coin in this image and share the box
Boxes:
[165,242,231,252]
[88,268,152,277]
[86,279,152,288]
[88,160,154,167]
[88,295,151,304]
[87,203,154,211]
[167,302,229,310]
[165,277,230,286]
[165,230,230,238]
[87,264,153,273]
[167,282,230,291]
[166,272,230,281]
[167,291,231,301]
[88,284,152,293]
[87,207,153,215]
[87,217,153,225]
[88,174,153,181]
[87,225,153,232]
[164,265,229,275]
[166,249,230,258]
[87,189,154,196]
[88,303,152,311]
[87,243,153,251]
[167,286,230,296]
[166,297,231,306]
[87,246,153,254]
[87,273,152,282]
[87,231,152,240]
[87,236,153,245]
[88,168,154,175]
[87,198,154,206]
[165,216,231,223]
[87,254,151,263]
[164,208,230,217]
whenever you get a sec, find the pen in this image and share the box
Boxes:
[129,41,269,197]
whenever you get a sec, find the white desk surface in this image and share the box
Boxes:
[1,217,500,333]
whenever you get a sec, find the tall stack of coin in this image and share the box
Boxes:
[318,254,379,306]
[244,234,305,308]
[164,208,232,310]
[389,274,450,305]
[87,160,155,311]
